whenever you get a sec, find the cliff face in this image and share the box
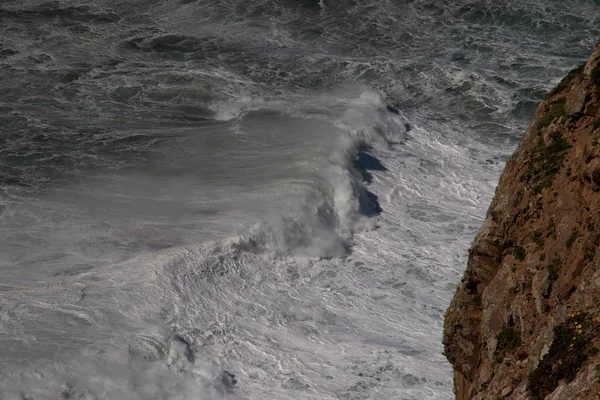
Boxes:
[444,42,600,400]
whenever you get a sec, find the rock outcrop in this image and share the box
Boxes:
[444,42,600,400]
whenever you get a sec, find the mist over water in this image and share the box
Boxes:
[0,0,598,398]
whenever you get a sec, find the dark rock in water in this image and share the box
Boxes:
[386,104,400,114]
[354,150,387,183]
[355,151,387,172]
[358,189,382,217]
[173,334,195,363]
[219,370,237,389]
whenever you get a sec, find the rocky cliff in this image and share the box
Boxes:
[444,42,600,400]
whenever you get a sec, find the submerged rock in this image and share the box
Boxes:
[217,370,237,391]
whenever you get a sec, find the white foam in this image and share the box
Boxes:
[134,90,504,399]
[213,95,263,121]
[1,0,597,397]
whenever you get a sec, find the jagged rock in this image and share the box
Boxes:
[444,42,600,400]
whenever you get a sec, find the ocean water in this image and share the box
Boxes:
[0,0,598,398]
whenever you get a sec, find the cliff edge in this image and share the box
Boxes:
[444,42,600,400]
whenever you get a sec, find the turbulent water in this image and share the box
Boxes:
[0,0,598,398]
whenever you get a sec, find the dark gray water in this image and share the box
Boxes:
[0,0,598,398]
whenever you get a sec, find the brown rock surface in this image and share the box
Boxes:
[444,42,600,400]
